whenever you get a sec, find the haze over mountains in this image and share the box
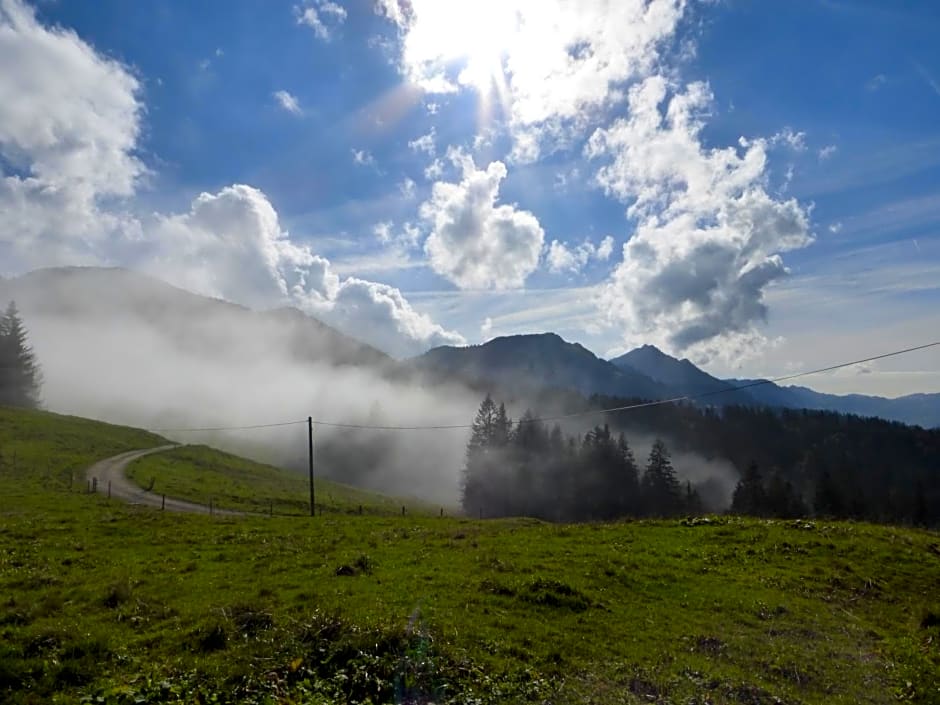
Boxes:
[1,266,937,430]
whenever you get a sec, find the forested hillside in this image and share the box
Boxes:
[459,392,940,527]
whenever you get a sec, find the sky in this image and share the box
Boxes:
[0,0,938,396]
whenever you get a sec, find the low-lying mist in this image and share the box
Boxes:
[7,268,740,512]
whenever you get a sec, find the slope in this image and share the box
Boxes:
[0,266,390,370]
[1,406,939,703]
[611,344,758,404]
[126,443,439,515]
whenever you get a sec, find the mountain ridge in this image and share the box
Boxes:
[2,266,935,428]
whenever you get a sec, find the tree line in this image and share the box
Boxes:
[462,395,703,521]
[462,393,940,527]
[0,301,42,409]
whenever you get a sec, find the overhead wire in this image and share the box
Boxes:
[151,339,940,433]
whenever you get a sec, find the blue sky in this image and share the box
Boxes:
[2,0,939,395]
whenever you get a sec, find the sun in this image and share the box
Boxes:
[401,0,521,96]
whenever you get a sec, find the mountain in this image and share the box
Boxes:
[0,267,390,370]
[610,344,758,405]
[732,381,940,429]
[411,333,671,401]
[612,343,939,428]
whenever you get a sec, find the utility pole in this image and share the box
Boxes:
[308,416,315,517]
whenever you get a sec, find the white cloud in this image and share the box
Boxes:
[273,89,303,115]
[139,185,464,357]
[352,148,376,166]
[480,316,492,339]
[373,221,393,243]
[547,240,587,273]
[295,1,347,40]
[546,235,613,274]
[586,75,813,360]
[328,277,464,357]
[0,0,143,271]
[0,0,143,198]
[773,127,806,151]
[408,127,436,155]
[421,153,544,289]
[375,0,688,160]
[399,176,416,198]
[0,0,461,358]
[423,157,444,180]
[828,221,843,234]
[818,144,837,160]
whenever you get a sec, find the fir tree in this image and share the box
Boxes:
[0,301,42,409]
[731,462,766,516]
[641,439,681,517]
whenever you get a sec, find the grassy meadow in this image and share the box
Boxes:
[126,444,439,516]
[1,406,938,704]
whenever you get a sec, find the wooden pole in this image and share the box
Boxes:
[308,416,315,517]
[108,481,111,499]
[162,494,165,510]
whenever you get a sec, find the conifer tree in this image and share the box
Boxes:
[731,462,766,516]
[0,301,42,409]
[462,394,499,515]
[641,439,681,516]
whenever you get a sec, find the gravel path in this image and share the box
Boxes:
[85,445,242,515]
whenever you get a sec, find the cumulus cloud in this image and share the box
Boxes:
[586,76,813,360]
[596,234,615,260]
[274,89,303,115]
[136,185,465,357]
[818,144,837,160]
[375,0,688,160]
[0,0,461,358]
[295,1,347,40]
[546,235,614,274]
[0,0,143,271]
[421,152,544,289]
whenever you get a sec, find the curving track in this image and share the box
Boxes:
[85,445,241,515]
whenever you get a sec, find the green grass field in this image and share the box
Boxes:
[126,444,439,516]
[1,406,938,704]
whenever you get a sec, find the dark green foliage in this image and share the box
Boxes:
[732,462,766,516]
[0,301,42,409]
[641,439,682,517]
[461,397,682,521]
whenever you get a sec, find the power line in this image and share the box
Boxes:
[151,339,940,433]
[151,419,307,433]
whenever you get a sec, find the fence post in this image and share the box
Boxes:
[92,477,97,493]
[209,499,213,516]
[358,504,363,516]
[108,481,111,499]
[401,505,405,516]
[440,507,444,518]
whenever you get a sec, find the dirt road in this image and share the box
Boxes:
[85,446,241,515]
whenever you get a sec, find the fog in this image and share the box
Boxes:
[629,435,738,512]
[3,269,478,505]
[4,268,741,512]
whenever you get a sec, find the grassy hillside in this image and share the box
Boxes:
[126,444,439,515]
[1,406,938,704]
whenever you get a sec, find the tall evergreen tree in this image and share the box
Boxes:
[731,462,766,516]
[641,439,681,517]
[0,301,42,409]
[462,394,499,515]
